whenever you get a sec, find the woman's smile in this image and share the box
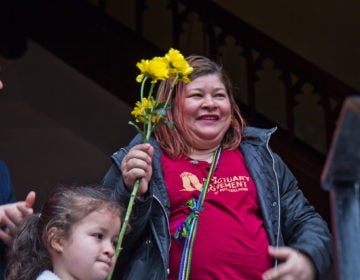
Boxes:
[183,74,231,149]
[196,114,219,122]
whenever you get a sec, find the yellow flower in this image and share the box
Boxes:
[109,48,193,280]
[135,59,150,83]
[136,57,169,83]
[131,97,160,124]
[166,48,194,83]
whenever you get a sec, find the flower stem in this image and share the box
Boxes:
[164,75,179,108]
[140,76,148,115]
[156,80,166,101]
[140,76,148,101]
[145,118,152,141]
[148,82,155,99]
[107,178,141,280]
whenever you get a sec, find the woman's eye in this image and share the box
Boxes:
[188,92,202,98]
[215,92,226,98]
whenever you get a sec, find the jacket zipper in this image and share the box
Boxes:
[153,194,171,276]
[265,129,281,270]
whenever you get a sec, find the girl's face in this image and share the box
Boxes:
[53,208,121,280]
[182,74,232,150]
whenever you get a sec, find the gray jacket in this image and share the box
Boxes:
[103,127,333,279]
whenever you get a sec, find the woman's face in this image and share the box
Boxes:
[182,74,231,150]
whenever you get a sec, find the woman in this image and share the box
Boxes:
[103,55,333,279]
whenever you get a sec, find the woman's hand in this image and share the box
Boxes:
[262,246,317,280]
[0,191,36,245]
[121,143,154,197]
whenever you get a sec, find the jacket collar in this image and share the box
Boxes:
[242,126,277,146]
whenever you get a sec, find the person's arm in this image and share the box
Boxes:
[102,141,155,250]
[263,153,333,280]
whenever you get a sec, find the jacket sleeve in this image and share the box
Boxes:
[0,160,16,205]
[275,153,333,279]
[102,136,154,259]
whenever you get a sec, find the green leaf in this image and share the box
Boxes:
[166,121,175,130]
[128,121,146,139]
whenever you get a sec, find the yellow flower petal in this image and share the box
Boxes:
[131,97,159,124]
[165,48,193,83]
[148,57,169,83]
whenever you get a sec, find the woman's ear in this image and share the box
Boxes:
[47,227,63,253]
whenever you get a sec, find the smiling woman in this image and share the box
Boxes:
[103,54,333,280]
[182,73,232,154]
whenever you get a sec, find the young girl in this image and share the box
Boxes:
[5,185,124,280]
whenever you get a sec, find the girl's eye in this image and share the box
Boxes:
[93,233,103,240]
[112,239,118,248]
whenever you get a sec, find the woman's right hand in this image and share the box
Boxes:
[121,143,154,197]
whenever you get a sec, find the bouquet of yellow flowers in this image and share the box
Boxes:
[107,48,193,280]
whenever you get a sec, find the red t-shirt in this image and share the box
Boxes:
[162,149,272,280]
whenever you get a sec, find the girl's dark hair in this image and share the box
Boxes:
[5,185,124,280]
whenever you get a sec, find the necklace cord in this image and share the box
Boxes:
[175,147,222,280]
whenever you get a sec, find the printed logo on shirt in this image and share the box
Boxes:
[180,172,249,194]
